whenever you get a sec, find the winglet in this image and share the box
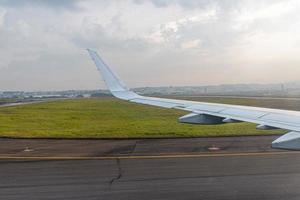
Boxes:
[87,49,140,100]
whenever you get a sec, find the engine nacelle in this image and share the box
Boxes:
[178,113,224,125]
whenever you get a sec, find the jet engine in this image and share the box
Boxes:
[178,113,224,125]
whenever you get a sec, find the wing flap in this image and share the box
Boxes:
[219,108,267,119]
[260,113,300,125]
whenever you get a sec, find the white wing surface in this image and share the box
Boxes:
[87,49,300,150]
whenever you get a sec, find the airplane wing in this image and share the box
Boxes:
[87,49,300,150]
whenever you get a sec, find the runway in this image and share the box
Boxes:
[0,135,283,158]
[1,152,300,200]
[1,136,300,200]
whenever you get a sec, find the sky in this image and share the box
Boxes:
[0,0,300,91]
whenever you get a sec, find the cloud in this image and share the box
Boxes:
[0,0,80,10]
[136,0,213,9]
[0,0,300,90]
[0,7,5,26]
[181,39,201,49]
[147,10,217,45]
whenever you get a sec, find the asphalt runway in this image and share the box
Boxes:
[1,136,300,200]
[1,152,300,200]
[0,135,283,158]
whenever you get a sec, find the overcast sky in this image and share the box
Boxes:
[0,0,299,91]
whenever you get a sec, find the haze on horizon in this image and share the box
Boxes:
[0,0,299,91]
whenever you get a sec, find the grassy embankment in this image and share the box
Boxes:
[0,97,287,138]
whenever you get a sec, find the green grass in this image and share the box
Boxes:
[0,97,285,138]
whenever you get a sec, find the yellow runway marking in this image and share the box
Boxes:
[0,151,300,161]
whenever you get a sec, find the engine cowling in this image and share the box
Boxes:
[178,113,224,125]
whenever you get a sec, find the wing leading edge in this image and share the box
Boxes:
[87,49,300,150]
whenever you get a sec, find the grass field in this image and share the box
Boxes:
[0,97,287,138]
